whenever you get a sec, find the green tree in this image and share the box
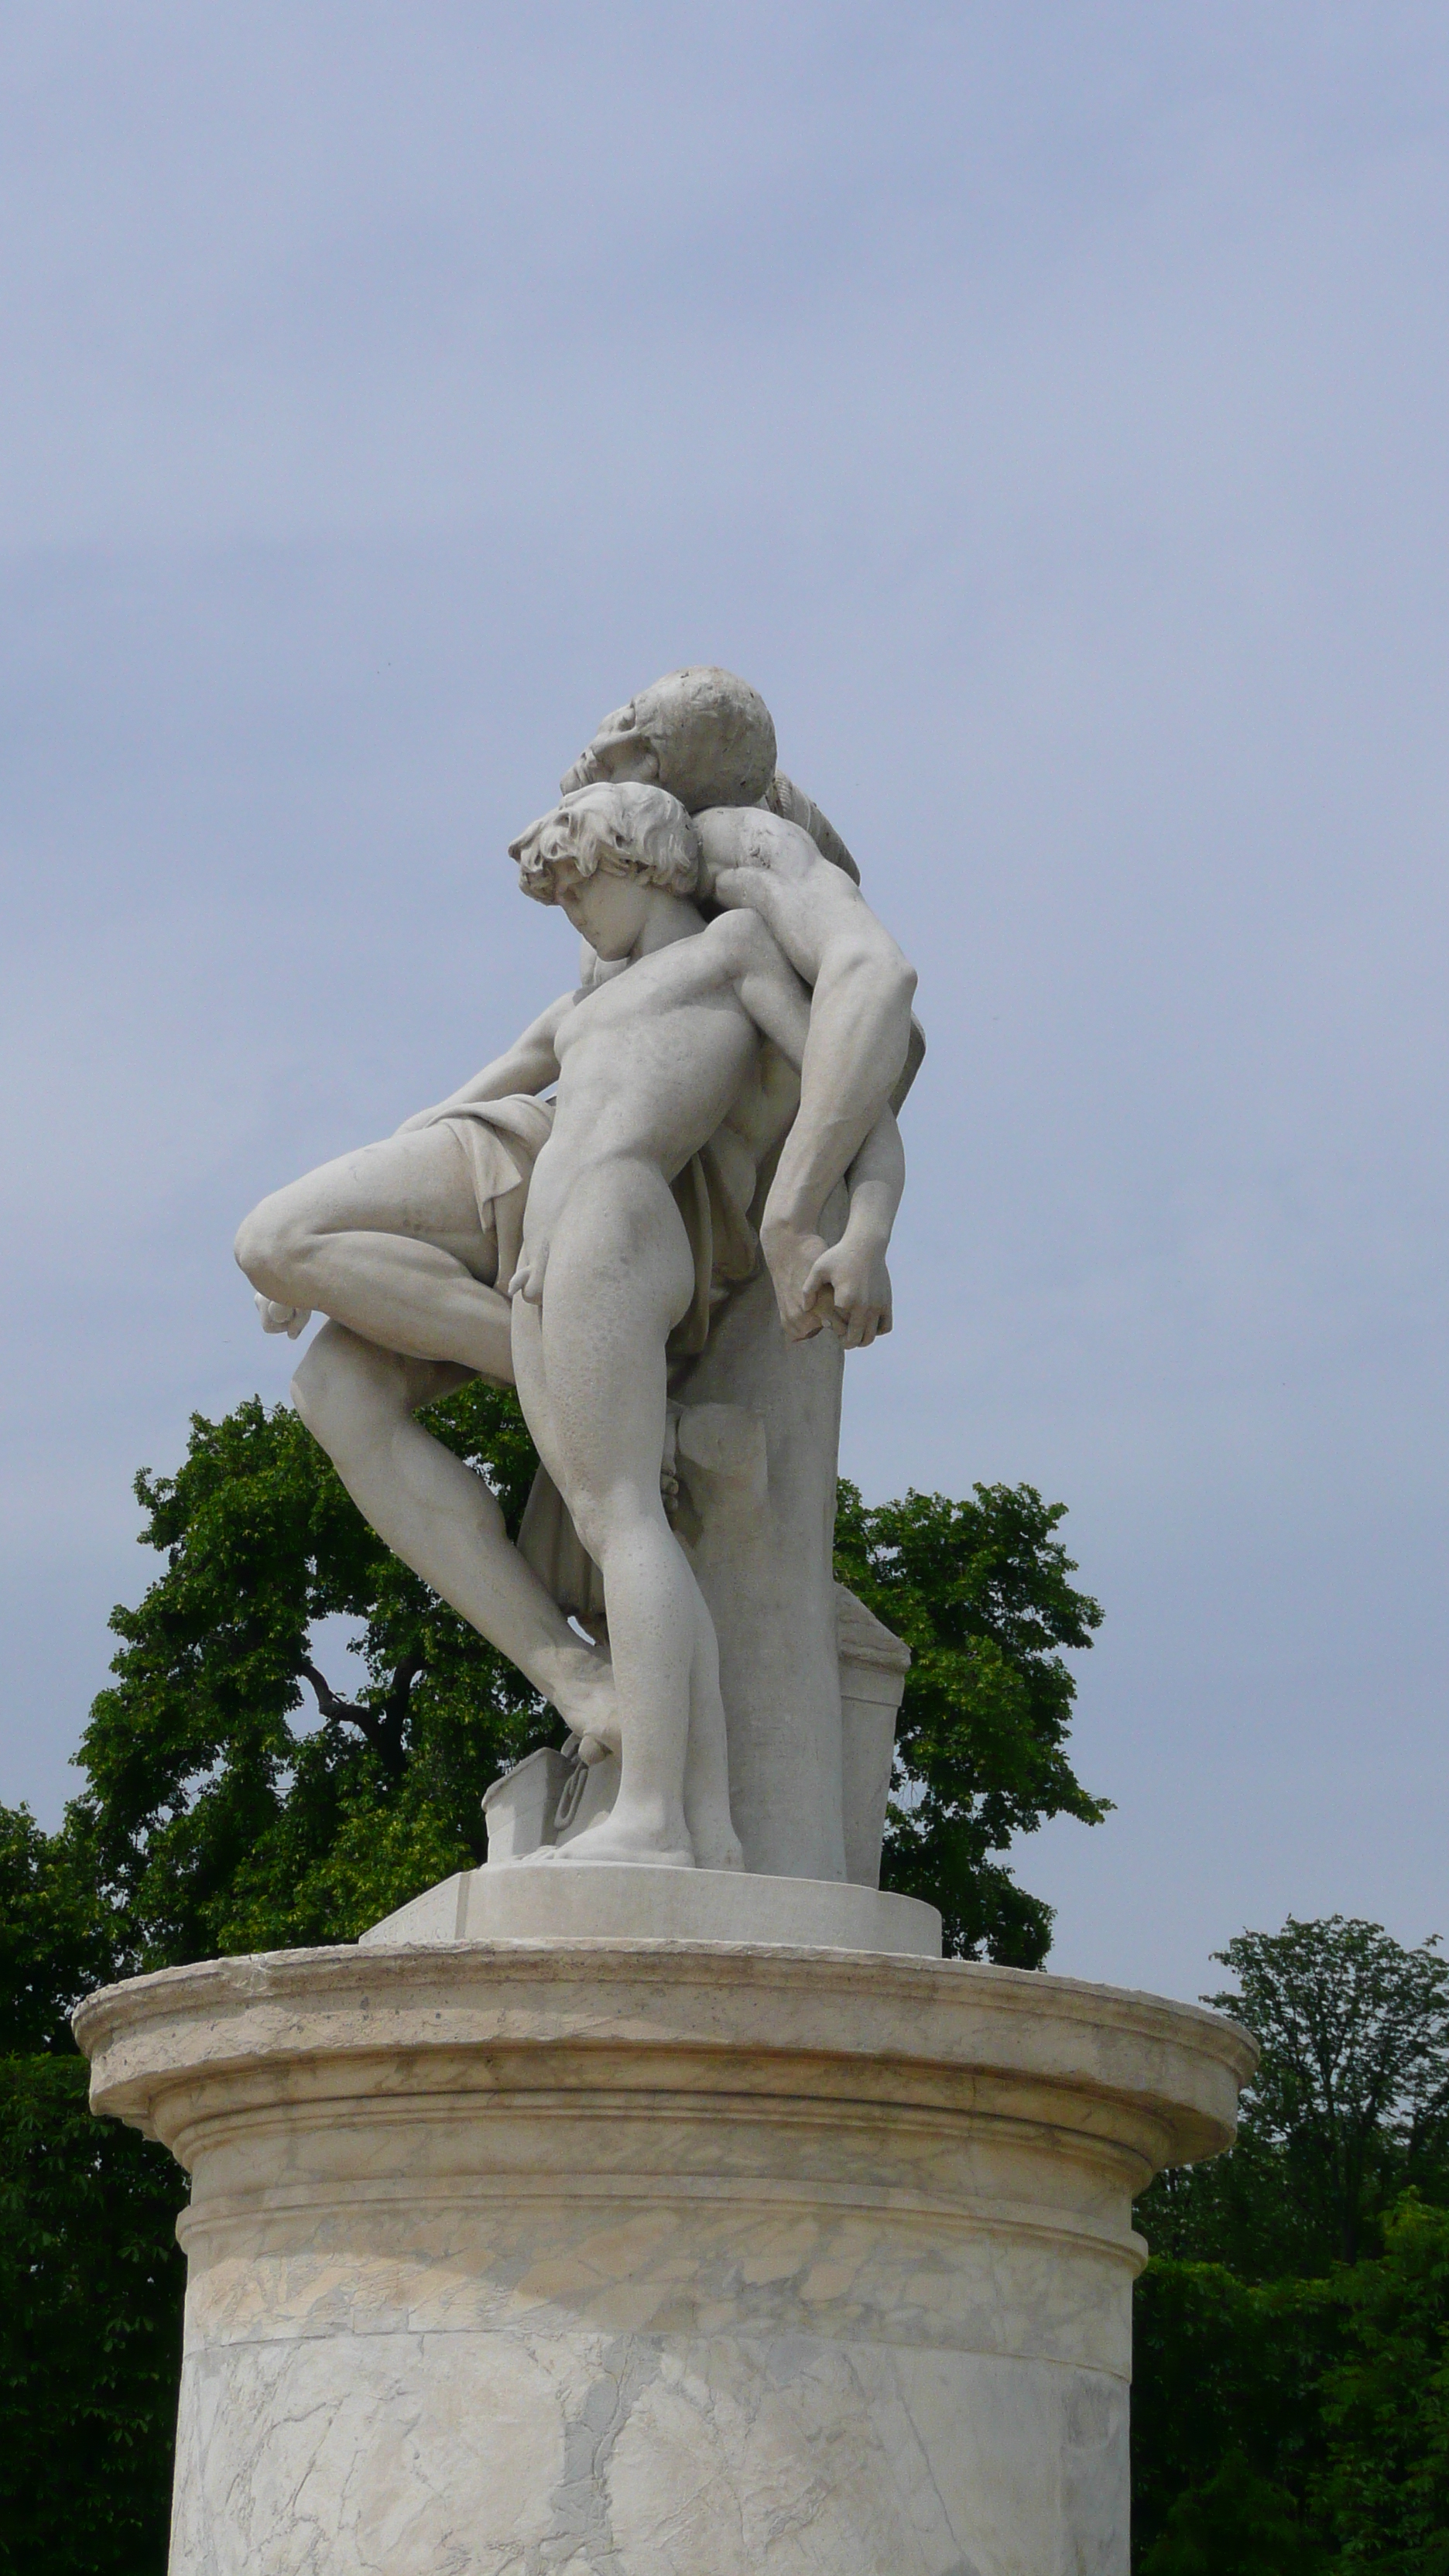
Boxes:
[74,1383,550,1967]
[1132,1917,1449,2566]
[1136,1919,1449,2280]
[0,1805,119,2055]
[60,1406,1105,1978]
[834,1478,1107,1964]
[1131,2210,1449,2571]
[0,2055,185,2576]
[1315,2196,1449,2569]
[1130,2256,1340,2558]
[1140,2451,1326,2574]
[1210,1920,1449,2268]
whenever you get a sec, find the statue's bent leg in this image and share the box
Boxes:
[235,1126,513,1382]
[291,1324,619,1746]
[511,1165,728,1869]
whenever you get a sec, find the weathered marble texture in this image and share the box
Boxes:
[76,1941,1255,2576]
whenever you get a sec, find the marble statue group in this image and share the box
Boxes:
[235,668,922,1882]
[80,665,1252,2574]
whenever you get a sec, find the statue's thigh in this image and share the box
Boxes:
[536,1167,692,1488]
[280,1126,492,1265]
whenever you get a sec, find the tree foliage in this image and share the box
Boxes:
[54,1405,1105,1982]
[0,2055,185,2576]
[1206,1920,1449,2266]
[1132,2206,1449,2571]
[75,1384,550,1967]
[834,1478,1107,1963]
[0,1806,115,2056]
[1317,2196,1449,2569]
[1131,2257,1341,2559]
[1140,1919,1449,2279]
[1140,2449,1328,2575]
[1132,1917,1449,2567]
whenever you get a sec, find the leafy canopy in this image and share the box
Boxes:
[75,1384,552,1968]
[1138,1916,1449,2279]
[1209,1918,1449,2268]
[1131,2201,1449,2571]
[0,2054,185,2576]
[834,1478,1107,1963]
[1132,1914,1449,2567]
[39,1399,1106,1982]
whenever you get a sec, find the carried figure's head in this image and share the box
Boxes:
[560,666,777,814]
[509,781,700,960]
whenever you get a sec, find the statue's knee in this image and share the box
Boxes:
[570,1482,649,1571]
[234,1191,301,1293]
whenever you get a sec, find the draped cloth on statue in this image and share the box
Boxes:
[516,1131,762,1625]
[435,1094,556,1290]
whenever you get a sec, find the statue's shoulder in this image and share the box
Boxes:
[694,803,814,894]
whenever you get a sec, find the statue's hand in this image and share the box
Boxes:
[759,1217,833,1341]
[255,1293,312,1340]
[507,1238,550,1305]
[801,1238,893,1350]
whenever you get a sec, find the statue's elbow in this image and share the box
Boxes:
[841,926,916,1020]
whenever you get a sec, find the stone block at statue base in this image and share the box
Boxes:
[76,1934,1253,2575]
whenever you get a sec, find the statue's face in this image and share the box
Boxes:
[559,686,677,796]
[553,861,655,962]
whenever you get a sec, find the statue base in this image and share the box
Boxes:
[76,1931,1252,2575]
[361,1858,943,1957]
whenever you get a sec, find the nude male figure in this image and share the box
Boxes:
[235,667,913,1744]
[504,782,902,1869]
[559,665,920,1337]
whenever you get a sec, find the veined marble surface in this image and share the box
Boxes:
[76,1942,1255,2574]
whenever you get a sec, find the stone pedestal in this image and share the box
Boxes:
[76,1931,1252,2575]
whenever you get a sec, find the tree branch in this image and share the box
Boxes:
[298,1651,424,1783]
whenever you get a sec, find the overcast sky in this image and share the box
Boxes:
[2,2,1445,2002]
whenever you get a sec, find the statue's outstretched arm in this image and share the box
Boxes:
[395,989,573,1133]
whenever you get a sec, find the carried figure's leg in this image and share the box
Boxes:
[238,1125,618,1742]
[291,1327,619,1744]
[512,1163,733,1869]
[292,1327,618,1743]
[235,1125,514,1381]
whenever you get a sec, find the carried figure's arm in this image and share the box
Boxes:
[800,1109,903,1349]
[724,915,904,1348]
[395,991,573,1134]
[697,807,916,1334]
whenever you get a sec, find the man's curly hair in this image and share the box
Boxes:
[509,781,699,906]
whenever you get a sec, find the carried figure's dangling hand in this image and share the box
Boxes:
[255,1292,312,1339]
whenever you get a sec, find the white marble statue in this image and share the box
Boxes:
[88,670,1259,2576]
[501,779,903,1869]
[235,668,919,1875]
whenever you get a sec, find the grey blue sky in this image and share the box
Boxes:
[3,2,1445,1999]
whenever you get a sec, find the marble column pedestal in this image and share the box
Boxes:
[75,1927,1252,2575]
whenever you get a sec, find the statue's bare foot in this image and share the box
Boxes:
[553,1806,694,1869]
